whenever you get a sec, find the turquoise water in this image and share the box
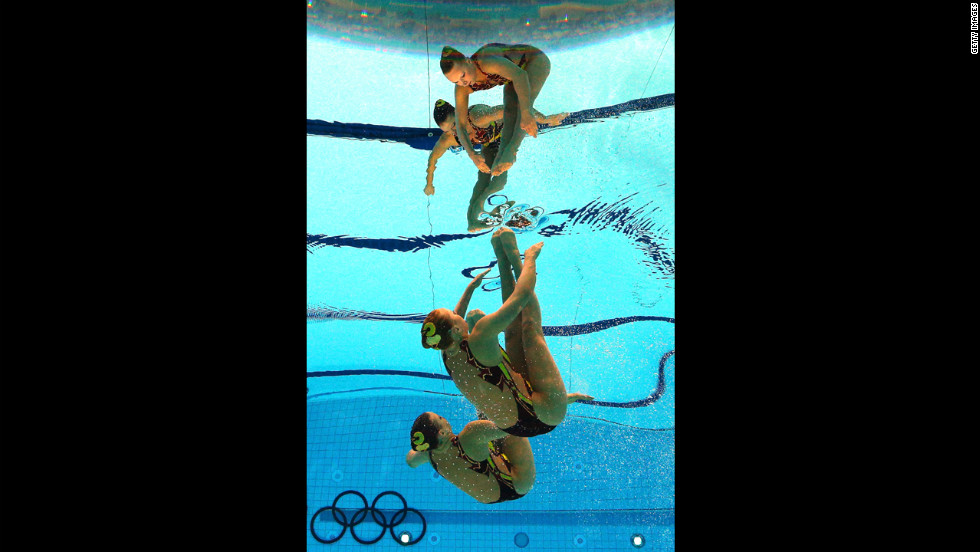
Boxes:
[307,11,674,550]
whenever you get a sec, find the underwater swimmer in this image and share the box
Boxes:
[440,43,554,177]
[406,412,535,504]
[420,228,593,437]
[425,99,567,232]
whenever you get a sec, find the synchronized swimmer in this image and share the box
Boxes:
[440,43,554,177]
[420,228,592,438]
[399,43,589,505]
[406,412,535,504]
[425,99,566,231]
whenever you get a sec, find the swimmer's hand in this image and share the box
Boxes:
[424,183,435,196]
[470,153,490,173]
[566,393,594,404]
[520,111,538,138]
[465,268,492,289]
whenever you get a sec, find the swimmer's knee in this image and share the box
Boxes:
[536,398,567,427]
[514,472,535,495]
[521,317,544,337]
[466,309,486,327]
[503,439,536,494]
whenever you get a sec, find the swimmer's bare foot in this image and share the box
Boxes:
[486,200,514,219]
[495,227,523,276]
[492,227,516,246]
[468,199,513,232]
[490,230,508,271]
[546,112,569,126]
[468,220,492,233]
[467,208,493,232]
[491,228,521,283]
[490,148,516,176]
[566,393,594,404]
[524,242,543,262]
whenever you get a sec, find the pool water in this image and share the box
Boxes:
[307,5,674,550]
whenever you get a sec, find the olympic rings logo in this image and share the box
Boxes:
[310,490,426,545]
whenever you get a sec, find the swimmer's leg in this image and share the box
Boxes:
[468,185,508,233]
[467,171,508,233]
[482,144,508,196]
[492,54,552,176]
[495,435,535,496]
[532,107,568,126]
[491,85,522,177]
[491,228,529,379]
[495,229,568,426]
[467,165,496,232]
[467,146,509,232]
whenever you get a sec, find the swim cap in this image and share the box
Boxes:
[420,311,455,350]
[422,322,442,346]
[411,413,441,452]
[433,99,455,124]
[440,46,465,74]
[412,431,430,451]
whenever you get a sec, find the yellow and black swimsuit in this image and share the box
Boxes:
[430,435,524,504]
[469,119,502,146]
[453,118,502,149]
[448,340,557,437]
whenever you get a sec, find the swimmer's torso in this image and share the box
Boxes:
[448,105,501,147]
[442,343,532,429]
[468,43,540,92]
[427,436,516,504]
[452,117,501,147]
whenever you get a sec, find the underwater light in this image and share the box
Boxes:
[631,533,645,547]
[399,531,411,544]
[514,532,529,548]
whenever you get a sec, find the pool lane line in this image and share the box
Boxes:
[306,350,673,409]
[307,308,673,335]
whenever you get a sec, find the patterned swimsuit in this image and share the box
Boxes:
[429,436,524,503]
[467,43,533,92]
[453,118,502,148]
[444,340,557,437]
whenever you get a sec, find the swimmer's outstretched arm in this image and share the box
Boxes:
[425,133,456,196]
[454,268,491,317]
[457,420,510,462]
[406,449,430,468]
